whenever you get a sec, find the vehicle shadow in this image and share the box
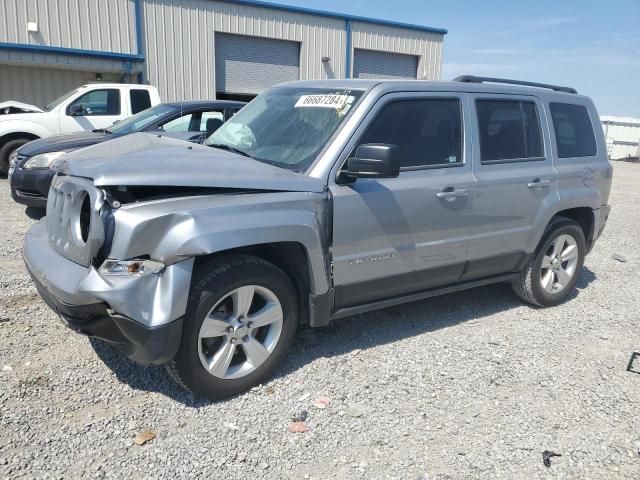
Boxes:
[91,266,597,407]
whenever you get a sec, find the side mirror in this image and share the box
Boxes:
[341,144,400,181]
[68,104,85,116]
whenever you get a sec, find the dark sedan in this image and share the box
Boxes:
[9,100,245,208]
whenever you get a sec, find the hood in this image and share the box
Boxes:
[54,133,325,193]
[18,131,110,157]
[0,100,44,114]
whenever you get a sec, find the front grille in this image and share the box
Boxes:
[46,175,106,267]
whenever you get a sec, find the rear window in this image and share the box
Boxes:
[476,100,543,163]
[130,89,152,115]
[549,103,597,158]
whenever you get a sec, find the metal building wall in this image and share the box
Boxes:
[213,1,347,81]
[0,0,137,59]
[350,22,443,80]
[1,0,446,103]
[142,0,347,102]
[0,64,121,106]
[142,0,216,102]
[601,116,640,160]
[0,0,141,104]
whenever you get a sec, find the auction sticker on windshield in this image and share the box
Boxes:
[295,94,351,109]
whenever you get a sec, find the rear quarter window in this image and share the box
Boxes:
[549,103,597,158]
[130,89,152,115]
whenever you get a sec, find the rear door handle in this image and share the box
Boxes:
[436,188,468,200]
[527,179,551,189]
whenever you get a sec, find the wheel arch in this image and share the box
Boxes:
[528,205,596,254]
[192,242,314,325]
[0,120,52,145]
[552,207,594,249]
[0,131,40,150]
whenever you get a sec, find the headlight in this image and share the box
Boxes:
[23,151,66,169]
[98,259,165,276]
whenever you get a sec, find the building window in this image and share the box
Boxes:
[476,100,543,163]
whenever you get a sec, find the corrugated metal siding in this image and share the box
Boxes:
[0,64,121,106]
[142,0,216,101]
[353,49,418,79]
[143,0,347,101]
[215,33,300,94]
[601,116,640,160]
[350,21,443,80]
[0,0,137,53]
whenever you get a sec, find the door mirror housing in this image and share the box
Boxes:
[341,144,400,181]
[68,104,86,116]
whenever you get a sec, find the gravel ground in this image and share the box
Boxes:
[1,164,639,479]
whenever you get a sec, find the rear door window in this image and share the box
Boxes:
[549,103,597,158]
[130,89,152,114]
[476,100,543,163]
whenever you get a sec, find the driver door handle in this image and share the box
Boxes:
[527,179,551,189]
[436,188,468,200]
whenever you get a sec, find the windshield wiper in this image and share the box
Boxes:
[92,128,112,134]
[208,143,251,158]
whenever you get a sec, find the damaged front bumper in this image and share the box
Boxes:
[23,219,194,365]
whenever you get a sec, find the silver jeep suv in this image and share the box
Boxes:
[24,77,612,400]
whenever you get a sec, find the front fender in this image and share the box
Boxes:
[0,119,53,140]
[108,191,332,294]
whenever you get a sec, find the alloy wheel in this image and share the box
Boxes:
[540,233,579,294]
[197,285,283,379]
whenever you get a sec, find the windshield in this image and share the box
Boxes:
[109,104,175,135]
[205,87,364,172]
[44,88,81,111]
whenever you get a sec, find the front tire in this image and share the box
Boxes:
[512,217,586,307]
[166,255,298,400]
[0,138,31,176]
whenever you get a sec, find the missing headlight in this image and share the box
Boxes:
[79,194,91,243]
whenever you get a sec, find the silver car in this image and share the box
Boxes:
[24,77,612,400]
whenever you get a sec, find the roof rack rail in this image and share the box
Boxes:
[453,75,577,94]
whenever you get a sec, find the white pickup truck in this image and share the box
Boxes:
[0,83,160,174]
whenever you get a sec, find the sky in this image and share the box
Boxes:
[276,0,640,117]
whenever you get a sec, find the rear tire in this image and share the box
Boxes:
[512,217,585,307]
[0,138,31,176]
[166,255,298,400]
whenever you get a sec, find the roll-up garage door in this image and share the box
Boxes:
[353,49,418,80]
[215,33,300,97]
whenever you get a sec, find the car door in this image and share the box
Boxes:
[329,92,476,309]
[463,95,558,281]
[59,88,125,133]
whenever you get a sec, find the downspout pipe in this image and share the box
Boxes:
[345,19,352,79]
[134,0,146,83]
